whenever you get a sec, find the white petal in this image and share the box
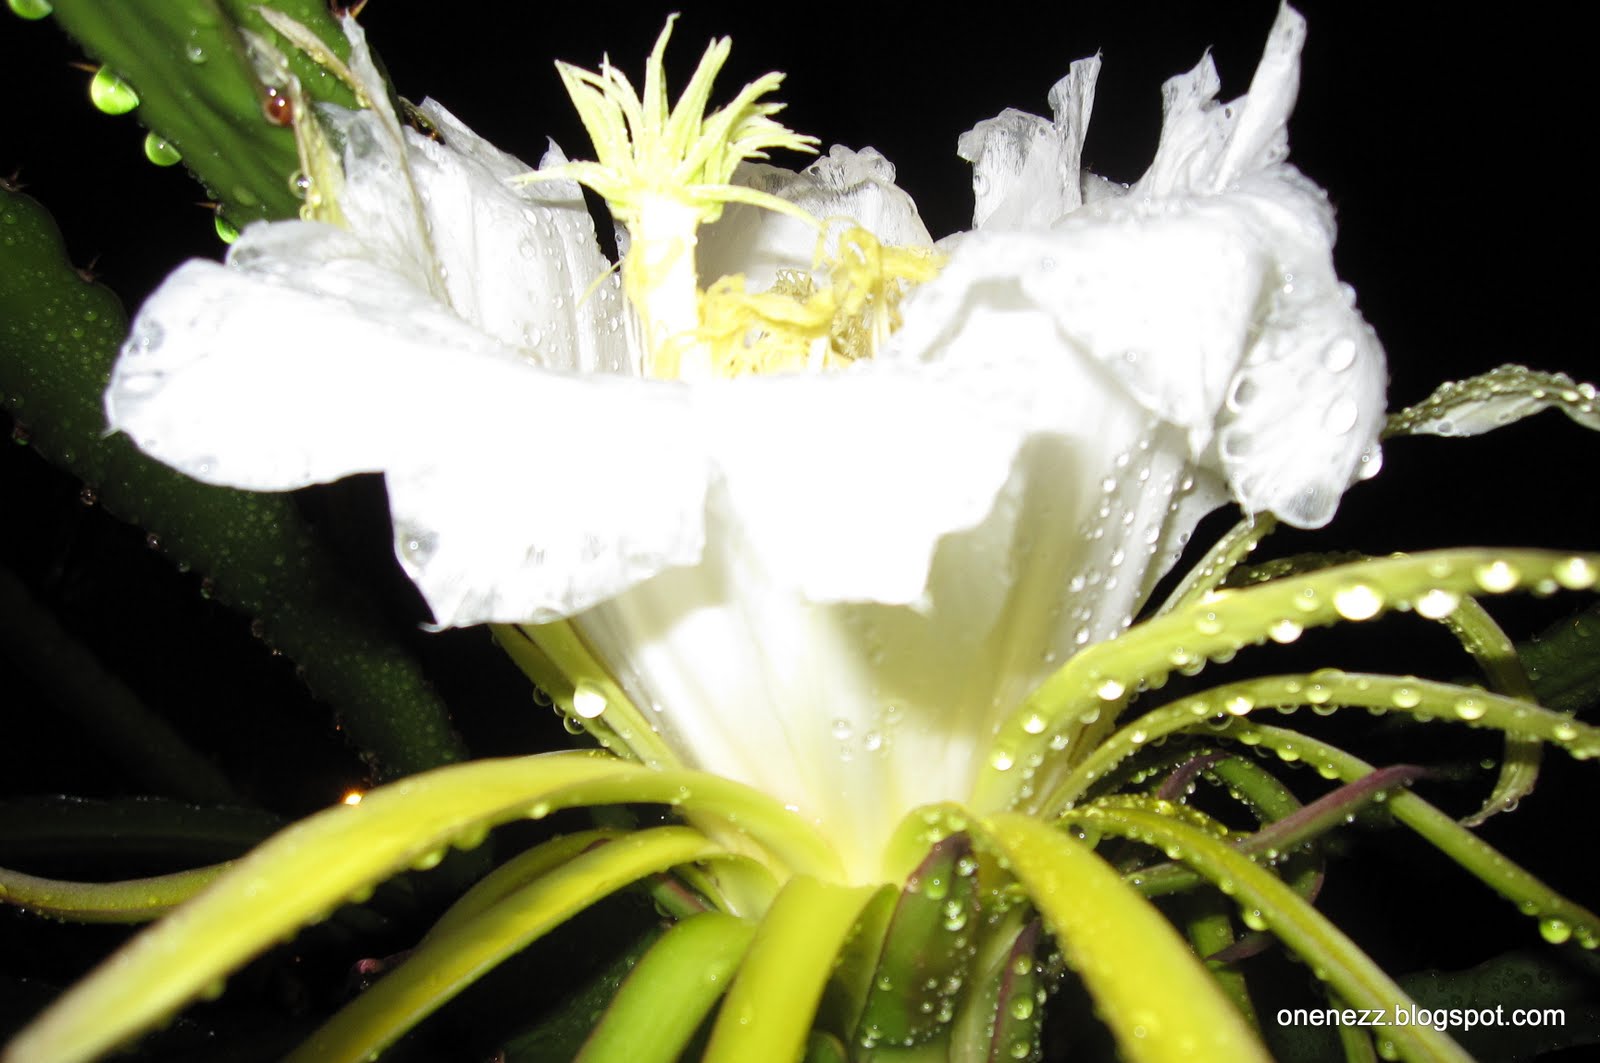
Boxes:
[696,364,1024,605]
[698,146,932,291]
[108,223,707,627]
[409,104,629,374]
[1136,4,1304,197]
[957,55,1100,229]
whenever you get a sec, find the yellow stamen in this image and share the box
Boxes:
[688,225,943,378]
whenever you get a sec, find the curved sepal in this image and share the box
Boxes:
[978,813,1270,1063]
[853,834,980,1050]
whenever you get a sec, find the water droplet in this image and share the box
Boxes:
[1540,918,1572,945]
[142,132,181,166]
[1224,695,1253,716]
[214,213,239,244]
[1322,396,1359,434]
[1022,713,1046,735]
[397,526,438,567]
[1392,686,1422,709]
[1454,697,1486,721]
[1195,611,1224,635]
[989,748,1015,772]
[1415,588,1460,620]
[1321,337,1357,372]
[831,717,853,740]
[1474,560,1520,593]
[89,67,139,114]
[572,681,607,719]
[78,485,98,506]
[1333,584,1383,620]
[1554,556,1596,590]
[8,0,54,19]
[1268,618,1303,644]
[1552,720,1579,742]
[1096,677,1126,701]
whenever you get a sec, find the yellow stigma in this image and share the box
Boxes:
[525,18,823,378]
[536,16,819,228]
[527,19,940,380]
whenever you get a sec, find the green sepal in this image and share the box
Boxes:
[1064,804,1472,1063]
[0,861,226,923]
[286,826,722,1063]
[949,903,1032,1063]
[6,751,838,1063]
[804,1031,852,1063]
[44,0,358,226]
[704,875,883,1063]
[978,812,1270,1063]
[575,910,756,1063]
[853,834,979,1050]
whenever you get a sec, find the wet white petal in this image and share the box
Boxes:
[957,55,1100,229]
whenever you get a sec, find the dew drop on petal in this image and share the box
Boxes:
[397,526,438,567]
[989,748,1015,772]
[1022,713,1047,735]
[1322,396,1359,434]
[1453,697,1485,721]
[1224,695,1253,716]
[1321,337,1357,373]
[8,0,54,19]
[1391,686,1422,709]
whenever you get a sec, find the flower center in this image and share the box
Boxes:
[527,18,938,380]
[684,224,941,377]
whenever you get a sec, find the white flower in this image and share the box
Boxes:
[106,6,1383,881]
